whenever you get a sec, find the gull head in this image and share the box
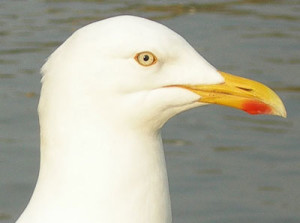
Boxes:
[40,15,286,132]
[17,15,286,223]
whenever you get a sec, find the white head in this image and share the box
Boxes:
[39,15,224,132]
[17,15,285,223]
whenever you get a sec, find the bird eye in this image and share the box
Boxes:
[134,51,157,66]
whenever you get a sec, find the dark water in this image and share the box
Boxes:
[0,0,299,222]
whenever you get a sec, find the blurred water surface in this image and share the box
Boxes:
[0,0,299,222]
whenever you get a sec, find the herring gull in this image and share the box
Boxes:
[16,15,286,223]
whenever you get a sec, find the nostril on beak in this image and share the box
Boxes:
[237,86,253,92]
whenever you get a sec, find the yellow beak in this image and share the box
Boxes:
[178,71,286,117]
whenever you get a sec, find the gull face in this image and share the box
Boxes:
[41,16,286,130]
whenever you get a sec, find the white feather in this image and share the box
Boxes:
[17,15,224,223]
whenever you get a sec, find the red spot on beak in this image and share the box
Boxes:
[242,100,272,115]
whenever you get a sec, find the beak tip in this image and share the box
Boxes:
[271,96,287,118]
[276,106,287,118]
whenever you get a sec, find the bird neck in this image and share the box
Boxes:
[17,98,172,223]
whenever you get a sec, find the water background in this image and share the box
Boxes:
[0,0,299,222]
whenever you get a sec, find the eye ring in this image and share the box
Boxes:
[134,51,157,67]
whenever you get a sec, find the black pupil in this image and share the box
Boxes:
[143,55,150,61]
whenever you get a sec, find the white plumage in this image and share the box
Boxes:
[16,15,285,223]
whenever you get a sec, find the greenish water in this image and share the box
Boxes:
[0,0,299,222]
